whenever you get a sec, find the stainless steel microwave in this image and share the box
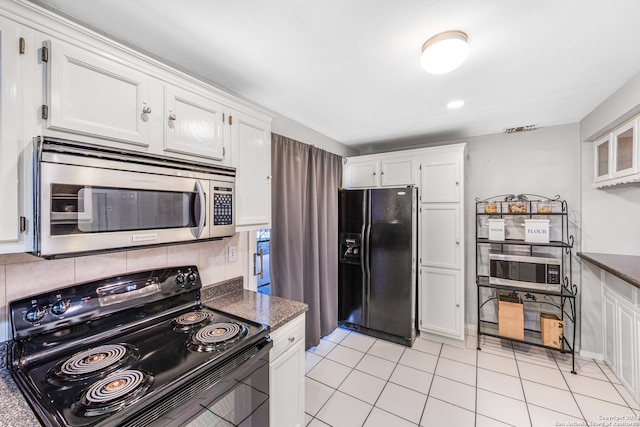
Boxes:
[34,137,236,258]
[489,252,561,292]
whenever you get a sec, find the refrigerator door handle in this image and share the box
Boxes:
[364,190,372,326]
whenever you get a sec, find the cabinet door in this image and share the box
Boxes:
[594,135,612,182]
[419,266,462,338]
[617,301,636,393]
[420,205,460,269]
[164,86,225,161]
[612,120,637,179]
[420,158,461,202]
[380,158,414,186]
[270,339,305,427]
[0,18,21,243]
[232,111,271,230]
[345,161,379,188]
[46,40,151,146]
[604,292,617,371]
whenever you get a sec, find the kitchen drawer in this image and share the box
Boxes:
[269,314,305,360]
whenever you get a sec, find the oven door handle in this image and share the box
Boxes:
[193,180,206,238]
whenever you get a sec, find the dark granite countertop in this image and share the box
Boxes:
[201,277,308,330]
[578,252,640,289]
[0,276,307,426]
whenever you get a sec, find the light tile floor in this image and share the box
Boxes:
[304,327,640,427]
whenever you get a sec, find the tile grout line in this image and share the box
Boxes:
[512,341,535,427]
[552,348,588,423]
[417,343,442,427]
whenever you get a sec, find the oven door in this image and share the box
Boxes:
[37,161,209,257]
[159,337,272,427]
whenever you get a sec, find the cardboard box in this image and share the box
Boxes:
[540,313,564,348]
[498,294,524,340]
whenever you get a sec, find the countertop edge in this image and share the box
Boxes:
[577,252,640,289]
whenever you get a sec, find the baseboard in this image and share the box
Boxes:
[418,330,465,348]
[579,349,604,361]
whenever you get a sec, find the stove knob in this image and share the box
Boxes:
[176,273,186,286]
[51,299,71,316]
[186,271,198,284]
[25,306,47,323]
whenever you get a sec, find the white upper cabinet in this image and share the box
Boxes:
[344,156,416,189]
[344,160,379,188]
[420,156,461,202]
[163,85,226,161]
[380,158,414,187]
[594,116,640,187]
[231,110,272,230]
[45,39,152,147]
[0,17,23,245]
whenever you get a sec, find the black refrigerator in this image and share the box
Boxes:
[338,187,417,346]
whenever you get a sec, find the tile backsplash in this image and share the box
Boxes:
[0,232,247,342]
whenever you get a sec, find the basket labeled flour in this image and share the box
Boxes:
[524,219,550,243]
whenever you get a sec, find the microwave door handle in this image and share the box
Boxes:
[193,180,206,238]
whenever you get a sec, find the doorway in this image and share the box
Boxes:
[256,229,271,295]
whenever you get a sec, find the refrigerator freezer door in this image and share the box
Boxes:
[338,189,368,328]
[367,188,416,340]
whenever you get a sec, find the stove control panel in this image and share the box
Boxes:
[10,265,203,339]
[25,306,47,323]
[175,268,198,287]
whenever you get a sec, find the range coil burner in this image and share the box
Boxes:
[8,265,271,427]
[48,344,139,385]
[191,322,248,352]
[73,369,153,417]
[173,310,213,331]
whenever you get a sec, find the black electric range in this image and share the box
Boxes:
[8,266,271,427]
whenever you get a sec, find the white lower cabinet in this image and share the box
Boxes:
[604,292,617,370]
[419,267,461,338]
[603,286,640,403]
[269,314,305,427]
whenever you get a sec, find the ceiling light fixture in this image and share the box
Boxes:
[421,30,469,74]
[447,100,465,109]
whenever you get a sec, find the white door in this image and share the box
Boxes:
[46,39,151,146]
[380,158,414,186]
[0,17,21,243]
[420,205,460,269]
[617,301,636,392]
[420,159,461,202]
[270,340,305,427]
[232,111,271,230]
[604,292,617,371]
[345,161,379,188]
[419,267,461,338]
[163,85,225,161]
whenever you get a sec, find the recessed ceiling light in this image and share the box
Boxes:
[447,100,465,109]
[421,30,469,74]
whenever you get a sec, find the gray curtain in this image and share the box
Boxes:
[270,133,342,348]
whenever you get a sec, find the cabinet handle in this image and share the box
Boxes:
[266,175,272,180]
[455,181,459,185]
[288,336,295,343]
[456,304,460,308]
[373,172,376,176]
[168,112,177,121]
[142,104,151,114]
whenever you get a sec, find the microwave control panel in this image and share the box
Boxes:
[547,264,561,284]
[213,190,233,226]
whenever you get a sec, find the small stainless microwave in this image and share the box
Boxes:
[34,137,236,258]
[489,252,561,292]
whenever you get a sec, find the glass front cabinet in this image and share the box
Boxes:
[594,116,639,187]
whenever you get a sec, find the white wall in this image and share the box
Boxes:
[459,125,582,330]
[272,114,358,158]
[577,71,640,358]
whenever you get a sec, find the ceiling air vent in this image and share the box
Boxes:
[504,125,537,133]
